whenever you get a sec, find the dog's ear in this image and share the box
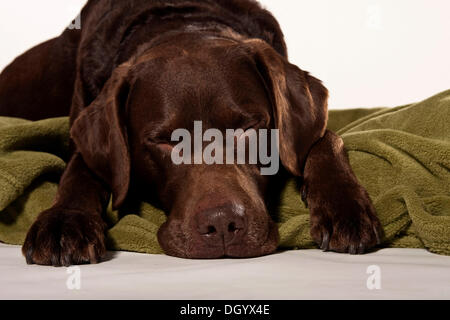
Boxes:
[70,63,131,209]
[244,39,328,176]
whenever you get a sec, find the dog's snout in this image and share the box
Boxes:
[158,198,279,258]
[196,203,246,246]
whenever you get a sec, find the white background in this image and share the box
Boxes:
[0,0,449,109]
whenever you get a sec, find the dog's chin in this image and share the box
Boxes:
[157,219,279,259]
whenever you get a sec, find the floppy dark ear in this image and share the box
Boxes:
[70,63,131,209]
[244,39,328,176]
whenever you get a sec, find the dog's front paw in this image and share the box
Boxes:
[307,182,383,254]
[22,207,106,266]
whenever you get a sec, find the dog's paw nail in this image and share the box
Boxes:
[25,250,34,265]
[88,244,98,264]
[320,232,330,251]
[61,254,72,267]
[349,244,357,255]
[374,226,381,245]
[301,189,308,208]
[358,243,365,254]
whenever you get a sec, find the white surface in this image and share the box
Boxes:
[0,1,449,301]
[259,0,450,109]
[1,0,450,109]
[1,243,449,300]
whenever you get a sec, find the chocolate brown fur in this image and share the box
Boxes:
[0,0,382,265]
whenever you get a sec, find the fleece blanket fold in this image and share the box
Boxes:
[1,90,449,255]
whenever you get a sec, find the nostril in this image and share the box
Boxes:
[206,225,216,235]
[196,203,247,244]
[228,222,239,233]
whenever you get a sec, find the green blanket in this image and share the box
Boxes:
[1,90,450,255]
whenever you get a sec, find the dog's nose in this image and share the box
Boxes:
[196,203,246,246]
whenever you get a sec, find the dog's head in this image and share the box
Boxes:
[71,34,328,258]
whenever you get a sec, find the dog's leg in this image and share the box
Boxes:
[302,129,383,254]
[22,153,110,266]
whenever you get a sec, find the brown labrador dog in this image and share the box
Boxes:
[0,0,382,266]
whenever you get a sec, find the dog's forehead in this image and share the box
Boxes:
[132,40,255,83]
[128,42,272,130]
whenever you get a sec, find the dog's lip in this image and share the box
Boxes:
[192,220,278,258]
[185,244,226,259]
[163,233,278,259]
[224,226,278,258]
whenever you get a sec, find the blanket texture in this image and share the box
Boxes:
[1,90,449,255]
